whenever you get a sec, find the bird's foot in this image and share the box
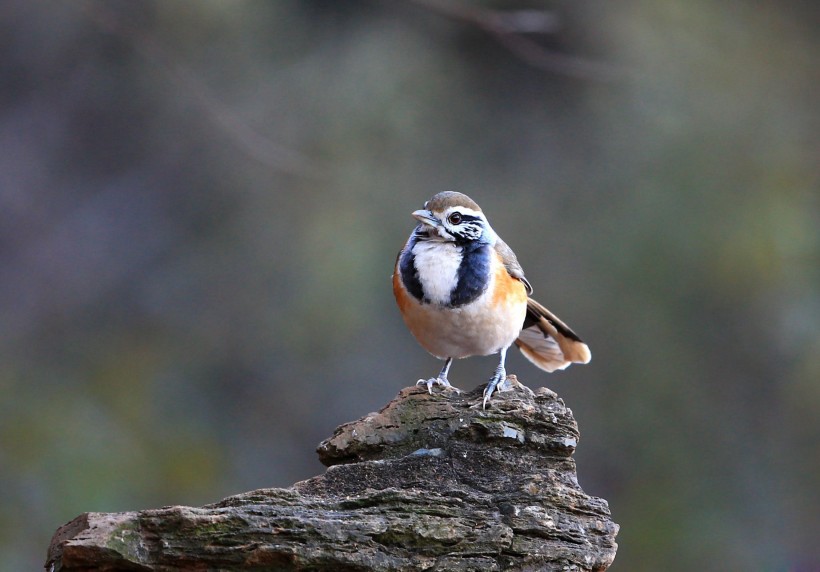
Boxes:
[416,376,460,394]
[482,369,513,409]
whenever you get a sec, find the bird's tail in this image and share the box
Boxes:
[514,298,591,372]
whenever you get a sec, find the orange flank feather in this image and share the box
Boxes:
[392,263,446,358]
[392,268,413,315]
[492,253,528,310]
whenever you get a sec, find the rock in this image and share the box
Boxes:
[46,377,618,571]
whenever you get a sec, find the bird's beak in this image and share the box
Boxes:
[412,209,439,228]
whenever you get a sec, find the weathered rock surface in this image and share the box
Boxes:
[47,377,618,571]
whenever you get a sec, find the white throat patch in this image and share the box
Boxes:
[411,240,462,305]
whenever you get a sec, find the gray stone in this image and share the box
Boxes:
[47,376,618,571]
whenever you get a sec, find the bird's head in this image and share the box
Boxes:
[411,191,496,245]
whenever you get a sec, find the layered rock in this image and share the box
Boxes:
[47,377,618,571]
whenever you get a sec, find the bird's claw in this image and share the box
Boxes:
[416,377,460,394]
[482,372,513,409]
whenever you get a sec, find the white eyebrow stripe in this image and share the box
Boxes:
[439,206,483,220]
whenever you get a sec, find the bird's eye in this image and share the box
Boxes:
[447,212,462,225]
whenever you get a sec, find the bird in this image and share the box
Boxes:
[392,191,591,407]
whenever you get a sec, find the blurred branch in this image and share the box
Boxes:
[80,1,323,177]
[407,0,624,81]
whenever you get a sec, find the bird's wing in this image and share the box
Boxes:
[515,298,591,372]
[494,238,533,295]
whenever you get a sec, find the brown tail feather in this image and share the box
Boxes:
[515,298,591,373]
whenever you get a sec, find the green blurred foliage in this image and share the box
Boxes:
[0,1,817,570]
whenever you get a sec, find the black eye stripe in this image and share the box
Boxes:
[447,213,478,224]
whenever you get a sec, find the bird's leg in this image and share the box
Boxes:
[483,347,511,408]
[417,357,459,393]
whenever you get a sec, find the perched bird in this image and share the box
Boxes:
[393,191,591,407]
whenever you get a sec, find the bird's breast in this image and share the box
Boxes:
[393,246,528,359]
[398,239,492,307]
[409,240,464,306]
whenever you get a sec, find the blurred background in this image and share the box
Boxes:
[1,1,818,570]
